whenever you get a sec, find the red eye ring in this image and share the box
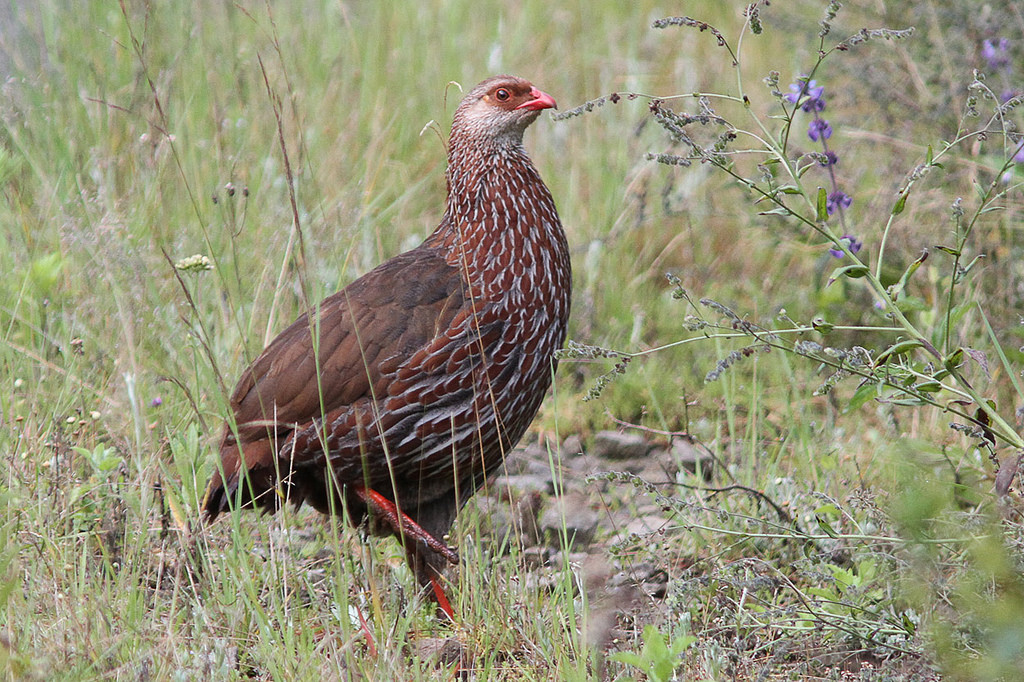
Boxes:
[495,88,511,102]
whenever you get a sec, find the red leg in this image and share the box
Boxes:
[430,574,455,620]
[354,603,378,657]
[352,485,459,565]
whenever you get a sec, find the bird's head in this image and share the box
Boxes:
[451,75,557,149]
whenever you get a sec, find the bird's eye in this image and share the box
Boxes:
[495,88,511,102]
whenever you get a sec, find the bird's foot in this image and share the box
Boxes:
[352,485,459,565]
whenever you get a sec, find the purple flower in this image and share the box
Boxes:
[808,118,832,142]
[785,78,826,113]
[826,190,852,215]
[981,38,1010,71]
[829,234,862,258]
[150,397,163,408]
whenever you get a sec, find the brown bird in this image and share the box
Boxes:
[202,75,570,615]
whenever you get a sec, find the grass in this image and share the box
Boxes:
[3,0,1024,679]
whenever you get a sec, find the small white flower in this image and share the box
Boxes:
[175,254,213,272]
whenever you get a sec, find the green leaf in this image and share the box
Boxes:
[944,347,964,370]
[892,192,908,215]
[874,338,925,365]
[609,624,694,682]
[645,625,669,661]
[609,652,645,668]
[816,515,840,538]
[915,380,943,393]
[72,445,121,474]
[807,586,838,600]
[847,381,881,411]
[829,565,858,590]
[957,254,986,280]
[652,658,674,682]
[816,187,828,222]
[826,264,869,285]
[670,634,697,655]
[887,248,928,301]
[815,503,840,518]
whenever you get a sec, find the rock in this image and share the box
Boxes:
[501,442,541,475]
[413,636,465,668]
[464,486,545,550]
[608,561,669,599]
[503,441,561,477]
[605,510,673,548]
[491,477,546,547]
[511,489,543,547]
[671,438,715,478]
[638,450,678,484]
[591,430,652,460]
[520,546,552,569]
[634,503,665,517]
[464,494,515,546]
[522,568,563,593]
[608,561,663,587]
[562,434,584,457]
[550,550,592,571]
[491,473,554,497]
[540,491,600,550]
[566,452,599,474]
[625,514,672,537]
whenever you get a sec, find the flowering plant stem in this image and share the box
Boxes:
[626,8,1024,454]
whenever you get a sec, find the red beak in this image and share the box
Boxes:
[516,86,557,111]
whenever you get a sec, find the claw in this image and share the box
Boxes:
[353,485,459,565]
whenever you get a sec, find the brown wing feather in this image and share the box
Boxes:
[203,244,467,517]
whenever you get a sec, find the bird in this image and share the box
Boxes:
[201,75,571,616]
